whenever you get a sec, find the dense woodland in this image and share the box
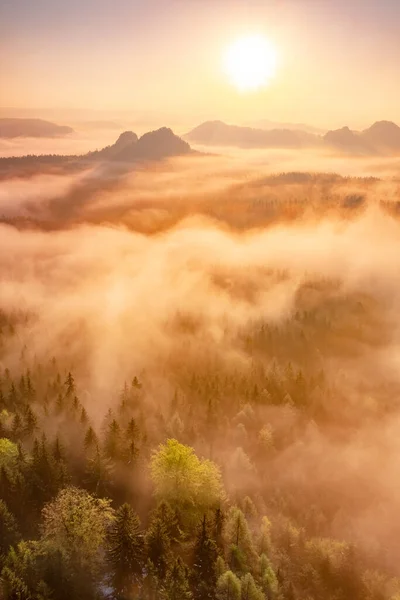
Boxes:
[0,272,399,600]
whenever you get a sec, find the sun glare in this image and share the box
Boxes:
[223,34,278,92]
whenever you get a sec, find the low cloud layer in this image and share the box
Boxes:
[1,146,400,573]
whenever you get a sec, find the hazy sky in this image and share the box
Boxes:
[1,0,400,128]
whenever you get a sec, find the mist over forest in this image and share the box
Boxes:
[1,126,400,600]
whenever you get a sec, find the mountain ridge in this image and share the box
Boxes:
[185,119,400,155]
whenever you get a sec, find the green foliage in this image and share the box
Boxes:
[225,508,257,575]
[259,554,278,597]
[42,486,114,581]
[151,439,224,525]
[191,516,218,600]
[0,500,20,566]
[161,557,192,600]
[216,571,242,600]
[146,513,172,580]
[106,503,144,595]
[0,438,18,471]
[240,573,264,600]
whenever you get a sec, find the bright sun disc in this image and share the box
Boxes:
[223,34,277,92]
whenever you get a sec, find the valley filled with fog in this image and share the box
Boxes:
[1,125,400,600]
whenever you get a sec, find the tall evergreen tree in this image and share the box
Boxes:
[0,500,20,568]
[146,516,171,580]
[191,516,218,600]
[161,557,192,600]
[107,503,144,596]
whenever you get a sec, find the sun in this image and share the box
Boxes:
[223,34,278,92]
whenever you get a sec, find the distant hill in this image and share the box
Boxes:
[0,127,193,175]
[245,119,326,135]
[87,127,191,162]
[323,126,374,155]
[0,118,74,138]
[361,120,400,152]
[184,120,319,149]
[323,121,400,154]
[114,127,191,161]
[186,119,400,156]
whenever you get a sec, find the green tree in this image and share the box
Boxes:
[225,508,257,575]
[191,516,218,600]
[41,486,114,591]
[146,516,172,580]
[161,557,192,600]
[216,571,241,600]
[0,500,20,568]
[151,440,224,527]
[0,438,18,471]
[259,554,278,598]
[107,503,144,596]
[240,574,264,600]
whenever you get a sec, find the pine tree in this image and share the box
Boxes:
[23,405,37,437]
[240,574,264,600]
[84,427,98,452]
[7,382,18,410]
[84,444,112,497]
[216,571,241,600]
[0,500,20,567]
[80,407,88,425]
[146,517,171,580]
[107,503,144,596]
[191,516,218,600]
[103,419,122,461]
[64,372,75,397]
[225,508,257,575]
[26,371,35,399]
[161,557,192,600]
[213,508,225,552]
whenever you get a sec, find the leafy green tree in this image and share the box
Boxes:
[107,503,144,596]
[1,565,31,600]
[0,438,18,471]
[41,486,114,591]
[191,516,218,600]
[151,439,224,527]
[216,571,241,600]
[1,540,43,600]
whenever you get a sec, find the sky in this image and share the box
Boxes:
[1,0,400,129]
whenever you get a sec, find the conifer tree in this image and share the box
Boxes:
[191,516,218,600]
[146,516,171,580]
[216,571,241,600]
[64,372,75,397]
[0,500,20,567]
[107,503,144,596]
[161,557,192,600]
